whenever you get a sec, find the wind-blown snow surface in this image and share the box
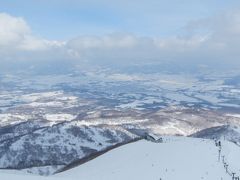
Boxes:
[0,170,57,180]
[0,136,239,180]
[55,137,240,180]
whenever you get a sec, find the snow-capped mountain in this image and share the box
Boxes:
[56,136,240,180]
[1,136,239,180]
[191,125,240,145]
[0,121,138,175]
[55,137,240,180]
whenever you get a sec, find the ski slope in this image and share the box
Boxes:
[0,170,57,180]
[0,136,239,180]
[56,137,240,180]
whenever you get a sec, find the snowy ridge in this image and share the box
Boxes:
[0,121,137,174]
[1,136,240,180]
[54,136,240,180]
[191,125,240,145]
[0,136,240,180]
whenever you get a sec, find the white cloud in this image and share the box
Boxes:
[0,13,63,53]
[0,10,240,72]
[67,34,138,49]
[0,13,31,46]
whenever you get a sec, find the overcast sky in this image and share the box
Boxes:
[1,0,240,72]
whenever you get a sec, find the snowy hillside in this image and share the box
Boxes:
[0,136,239,180]
[191,125,240,145]
[0,170,57,180]
[0,122,137,175]
[54,136,240,180]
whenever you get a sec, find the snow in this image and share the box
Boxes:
[44,114,76,122]
[21,92,63,102]
[0,114,27,123]
[194,94,222,104]
[74,118,149,126]
[55,137,240,180]
[222,141,240,175]
[0,136,240,180]
[107,73,145,81]
[0,170,58,180]
[0,113,29,125]
[149,121,196,136]
[21,165,65,176]
[164,92,200,103]
[117,97,164,110]
[20,91,80,108]
[226,114,240,118]
[27,101,64,107]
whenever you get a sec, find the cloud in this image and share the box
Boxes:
[181,10,240,65]
[0,10,240,73]
[0,13,30,45]
[0,12,66,65]
[64,9,240,67]
[0,13,48,51]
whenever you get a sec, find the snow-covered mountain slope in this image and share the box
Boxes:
[0,121,137,175]
[191,125,240,145]
[0,136,239,180]
[0,170,57,180]
[55,136,240,180]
